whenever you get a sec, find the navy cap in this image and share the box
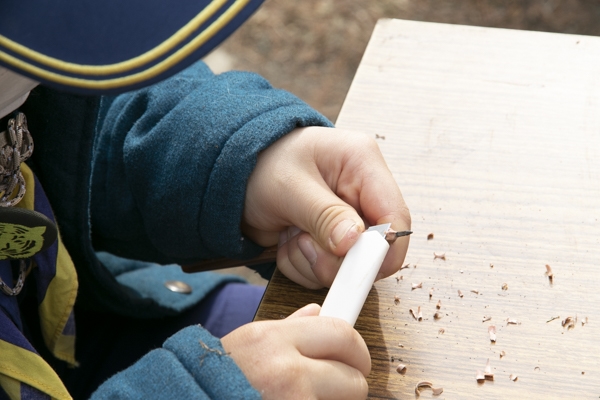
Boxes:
[0,0,263,95]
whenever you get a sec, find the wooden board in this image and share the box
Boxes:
[256,19,600,399]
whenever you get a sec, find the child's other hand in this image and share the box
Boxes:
[243,127,411,288]
[221,303,370,399]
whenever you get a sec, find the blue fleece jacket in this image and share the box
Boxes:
[91,61,332,264]
[21,61,332,398]
[90,325,262,400]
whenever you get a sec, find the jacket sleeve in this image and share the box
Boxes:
[91,60,333,265]
[90,325,261,400]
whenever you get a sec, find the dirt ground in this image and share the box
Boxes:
[214,0,600,285]
[221,0,600,122]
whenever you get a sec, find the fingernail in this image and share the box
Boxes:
[278,230,288,248]
[279,226,302,248]
[298,237,317,267]
[288,226,301,238]
[330,219,359,248]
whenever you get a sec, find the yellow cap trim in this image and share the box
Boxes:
[0,0,228,76]
[0,0,248,90]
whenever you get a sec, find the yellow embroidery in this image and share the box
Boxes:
[0,224,46,259]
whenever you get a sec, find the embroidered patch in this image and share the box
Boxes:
[0,208,57,260]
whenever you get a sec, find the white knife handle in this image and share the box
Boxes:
[319,230,390,326]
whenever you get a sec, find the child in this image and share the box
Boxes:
[0,1,410,398]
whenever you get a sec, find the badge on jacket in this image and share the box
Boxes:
[0,207,57,260]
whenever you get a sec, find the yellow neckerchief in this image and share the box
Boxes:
[0,163,76,400]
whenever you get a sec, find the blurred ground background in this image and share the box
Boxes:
[208,0,600,285]
[213,0,600,122]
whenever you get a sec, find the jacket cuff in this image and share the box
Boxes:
[199,104,333,259]
[90,349,211,399]
[163,325,262,399]
[91,325,260,400]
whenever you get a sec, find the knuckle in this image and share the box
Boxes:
[241,320,269,344]
[356,132,382,156]
[328,317,356,341]
[399,204,412,226]
[362,133,381,150]
[273,354,300,375]
[268,357,307,394]
[351,372,369,399]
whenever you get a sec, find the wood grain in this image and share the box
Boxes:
[256,19,600,399]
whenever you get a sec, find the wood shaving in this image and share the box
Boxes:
[433,252,446,260]
[582,317,588,326]
[434,312,443,320]
[429,288,433,298]
[502,283,508,291]
[545,264,553,282]
[562,316,576,329]
[396,363,407,374]
[198,340,227,356]
[506,319,520,325]
[427,233,434,240]
[375,134,386,140]
[400,263,410,270]
[484,358,494,380]
[500,350,506,359]
[484,360,492,372]
[438,328,445,334]
[546,316,560,323]
[394,295,400,305]
[475,370,485,383]
[398,343,404,348]
[410,308,418,320]
[412,282,423,290]
[198,340,228,366]
[510,374,518,381]
[488,325,497,342]
[482,316,492,322]
[436,300,442,309]
[458,290,463,298]
[490,263,494,268]
[471,290,480,295]
[534,366,540,371]
[414,381,443,397]
[417,306,423,321]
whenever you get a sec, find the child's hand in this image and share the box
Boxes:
[221,304,370,399]
[243,126,411,288]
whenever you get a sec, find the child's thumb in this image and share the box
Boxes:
[306,204,364,258]
[290,184,365,257]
